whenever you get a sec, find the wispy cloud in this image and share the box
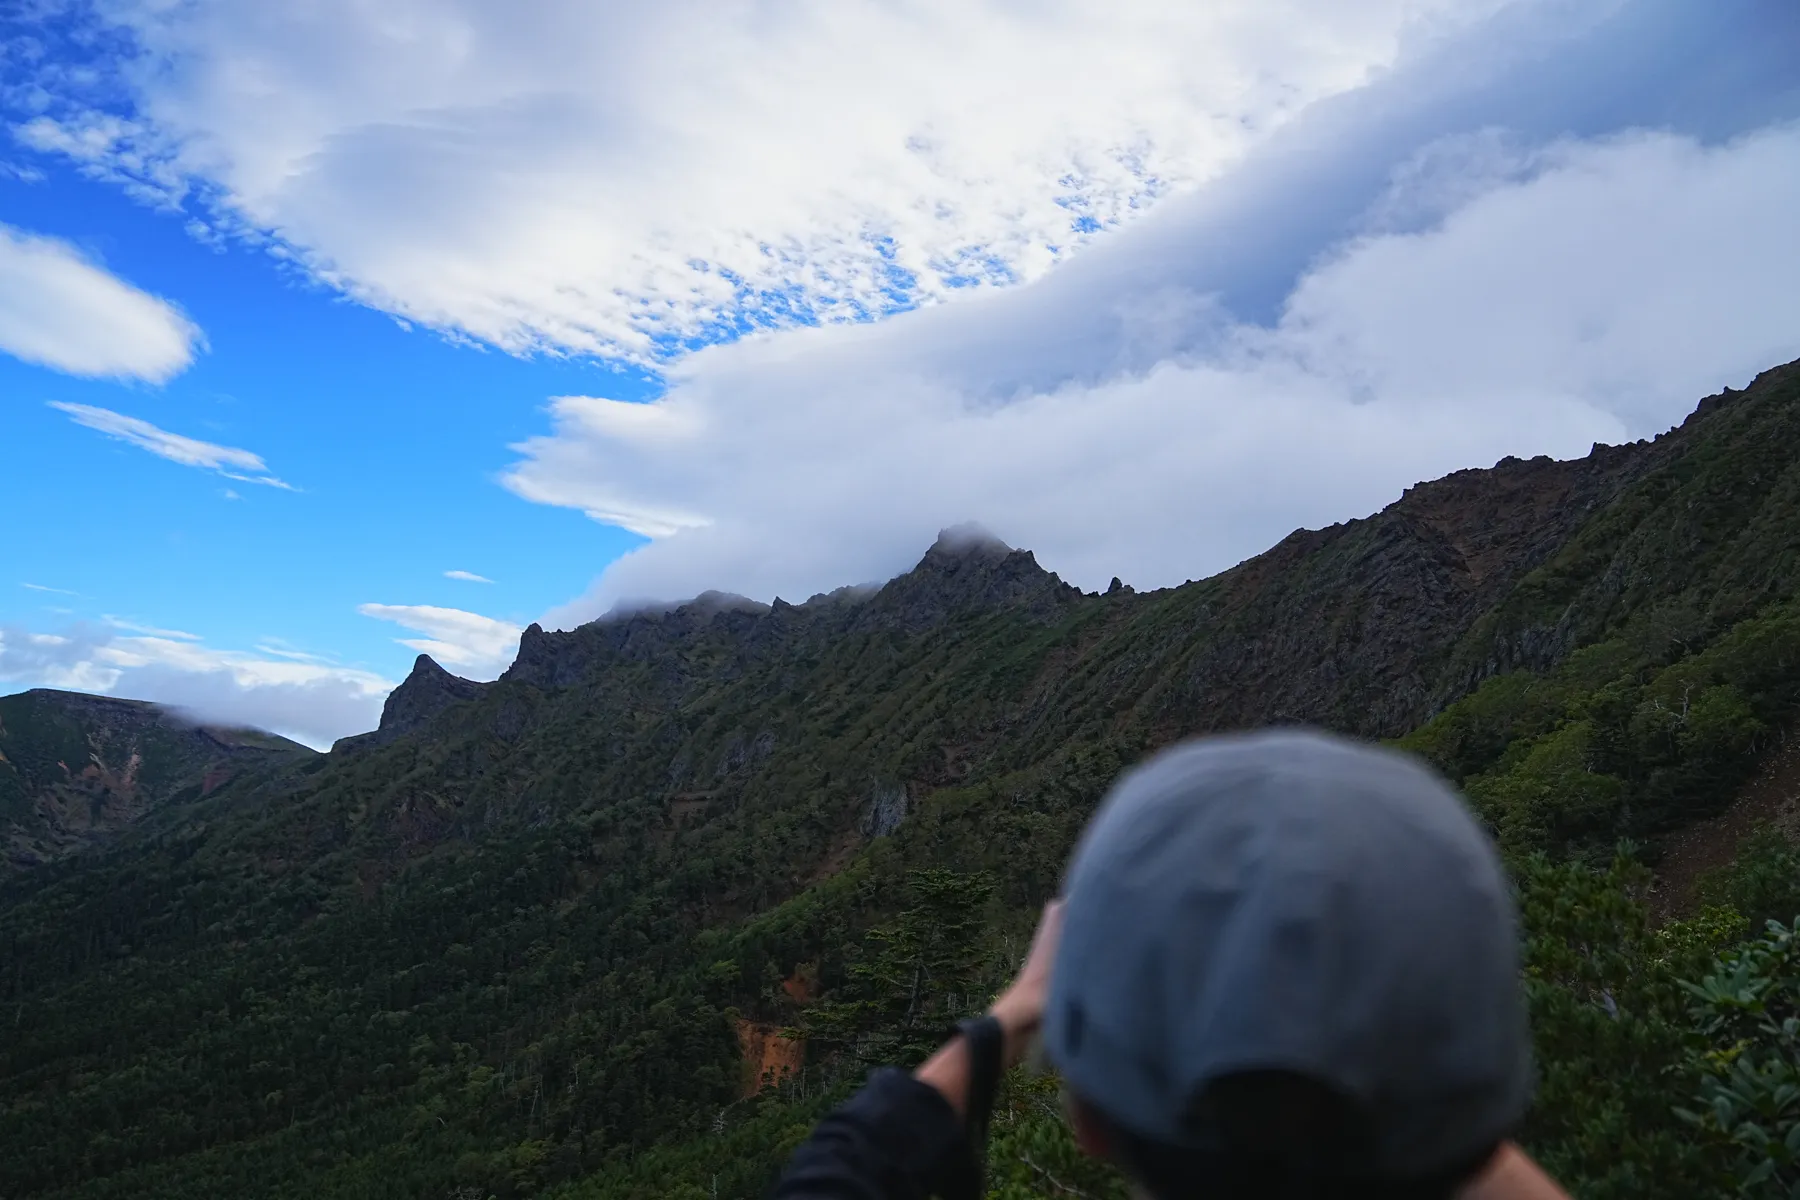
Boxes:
[49,401,294,489]
[357,603,521,677]
[0,223,202,381]
[254,642,335,664]
[444,570,493,583]
[21,582,80,596]
[104,616,202,641]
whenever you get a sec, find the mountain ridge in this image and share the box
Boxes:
[352,369,1780,766]
[0,688,315,870]
[345,425,1665,769]
[3,357,1799,1198]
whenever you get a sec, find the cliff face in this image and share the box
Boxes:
[332,654,489,754]
[1111,435,1662,740]
[378,655,488,735]
[0,689,315,869]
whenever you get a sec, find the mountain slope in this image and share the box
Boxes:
[273,427,1664,882]
[0,688,315,870]
[1,358,1798,1199]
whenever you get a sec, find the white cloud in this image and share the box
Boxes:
[509,123,1800,623]
[12,0,1503,360]
[1277,130,1800,420]
[356,603,521,677]
[50,402,293,489]
[21,582,80,596]
[13,0,1797,651]
[254,641,336,664]
[443,570,493,584]
[0,223,201,381]
[104,616,201,641]
[0,623,392,750]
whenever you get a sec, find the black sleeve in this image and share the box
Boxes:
[770,1068,981,1200]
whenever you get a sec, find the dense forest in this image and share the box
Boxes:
[5,358,1800,1198]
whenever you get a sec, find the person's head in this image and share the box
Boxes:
[1043,729,1530,1199]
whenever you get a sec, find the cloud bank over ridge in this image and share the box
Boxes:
[0,595,526,748]
[504,0,1800,624]
[0,622,391,750]
[7,0,1799,740]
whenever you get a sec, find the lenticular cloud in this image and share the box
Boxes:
[512,128,1800,621]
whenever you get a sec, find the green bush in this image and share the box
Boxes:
[1466,721,1626,851]
[1680,918,1800,1194]
[1513,852,1726,1196]
[1701,830,1800,933]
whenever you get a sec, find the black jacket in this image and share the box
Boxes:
[771,1069,981,1200]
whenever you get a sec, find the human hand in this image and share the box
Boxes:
[989,899,1064,1067]
[913,900,1065,1115]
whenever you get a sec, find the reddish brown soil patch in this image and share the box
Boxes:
[781,963,816,1004]
[735,1019,804,1097]
[1654,727,1800,919]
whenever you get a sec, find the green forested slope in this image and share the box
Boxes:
[4,359,1800,1199]
[0,688,315,870]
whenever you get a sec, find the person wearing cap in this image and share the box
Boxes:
[772,730,1572,1199]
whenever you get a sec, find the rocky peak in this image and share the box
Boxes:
[864,524,1078,632]
[797,584,880,611]
[376,655,487,737]
[507,589,779,691]
[499,527,1082,696]
[682,591,771,618]
[918,522,1015,566]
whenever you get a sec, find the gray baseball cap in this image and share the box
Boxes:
[1043,729,1530,1176]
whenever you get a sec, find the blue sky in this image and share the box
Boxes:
[2,0,1798,746]
[2,157,648,735]
[3,163,646,649]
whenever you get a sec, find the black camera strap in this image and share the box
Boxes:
[956,1014,1006,1182]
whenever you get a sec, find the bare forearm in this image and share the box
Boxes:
[1461,1143,1572,1200]
[913,1036,976,1118]
[913,987,1043,1116]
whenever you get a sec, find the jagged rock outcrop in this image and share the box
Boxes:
[858,781,909,838]
[332,654,488,754]
[1124,436,1664,738]
[503,526,1079,702]
[378,655,487,736]
[859,525,1079,633]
